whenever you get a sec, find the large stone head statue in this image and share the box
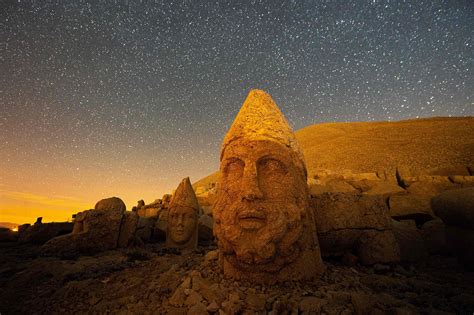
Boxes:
[213,89,325,283]
[166,177,199,250]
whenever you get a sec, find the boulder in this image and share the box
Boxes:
[312,192,399,264]
[94,197,126,212]
[388,195,434,225]
[42,197,126,255]
[432,187,474,229]
[117,211,139,248]
[357,230,400,265]
[137,207,161,218]
[392,220,428,262]
[135,217,155,243]
[137,199,164,218]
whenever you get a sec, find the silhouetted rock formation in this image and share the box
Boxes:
[42,197,127,255]
[18,217,73,245]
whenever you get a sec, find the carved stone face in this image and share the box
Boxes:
[214,138,309,272]
[168,205,198,245]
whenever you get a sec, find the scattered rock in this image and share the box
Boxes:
[169,285,187,307]
[187,301,208,315]
[351,292,375,315]
[299,296,327,313]
[185,290,203,306]
[206,300,219,313]
[246,292,266,311]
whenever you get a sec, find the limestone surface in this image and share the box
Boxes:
[312,192,400,264]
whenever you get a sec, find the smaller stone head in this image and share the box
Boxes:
[166,177,199,249]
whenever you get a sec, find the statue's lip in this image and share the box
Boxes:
[238,210,266,221]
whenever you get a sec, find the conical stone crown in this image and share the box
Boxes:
[170,177,199,211]
[221,89,306,172]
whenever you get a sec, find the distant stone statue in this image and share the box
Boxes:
[166,177,199,250]
[213,89,325,283]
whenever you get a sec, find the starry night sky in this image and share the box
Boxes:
[1,0,473,223]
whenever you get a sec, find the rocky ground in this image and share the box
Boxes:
[1,242,473,315]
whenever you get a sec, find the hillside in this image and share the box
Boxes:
[194,117,474,189]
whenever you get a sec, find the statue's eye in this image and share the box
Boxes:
[223,159,244,175]
[258,158,286,174]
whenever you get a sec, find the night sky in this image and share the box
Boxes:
[1,0,473,224]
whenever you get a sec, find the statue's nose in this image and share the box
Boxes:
[241,163,263,201]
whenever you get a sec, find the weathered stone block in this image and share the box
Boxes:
[392,219,428,262]
[388,195,434,224]
[117,211,138,248]
[432,187,474,229]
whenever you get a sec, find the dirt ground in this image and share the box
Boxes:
[1,242,473,315]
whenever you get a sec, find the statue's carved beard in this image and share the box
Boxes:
[214,198,305,272]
